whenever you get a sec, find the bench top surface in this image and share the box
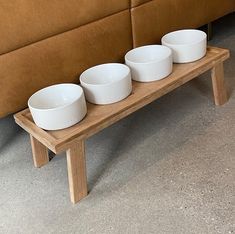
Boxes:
[14,46,229,153]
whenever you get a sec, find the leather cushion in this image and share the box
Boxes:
[0,0,129,55]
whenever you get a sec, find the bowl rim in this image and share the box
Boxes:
[125,45,172,65]
[80,63,131,87]
[28,83,84,112]
[161,29,207,47]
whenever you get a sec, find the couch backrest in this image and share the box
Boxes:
[0,0,130,55]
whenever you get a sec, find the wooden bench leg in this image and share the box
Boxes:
[211,62,228,106]
[30,135,49,168]
[66,141,88,204]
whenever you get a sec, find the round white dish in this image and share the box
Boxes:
[125,45,173,82]
[80,63,132,105]
[28,83,87,130]
[161,29,207,63]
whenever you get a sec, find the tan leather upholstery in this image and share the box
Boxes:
[204,0,235,23]
[0,0,234,117]
[131,0,235,47]
[0,0,129,55]
[0,10,132,116]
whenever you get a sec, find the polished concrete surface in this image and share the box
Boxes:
[0,14,234,234]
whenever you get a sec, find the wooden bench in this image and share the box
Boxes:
[14,46,230,204]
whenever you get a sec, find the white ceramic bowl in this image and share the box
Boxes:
[80,63,132,105]
[28,83,87,130]
[161,29,207,63]
[125,45,173,82]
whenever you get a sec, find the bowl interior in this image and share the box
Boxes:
[162,30,207,45]
[125,45,171,64]
[80,63,129,85]
[29,84,83,110]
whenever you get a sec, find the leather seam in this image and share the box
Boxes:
[131,0,154,8]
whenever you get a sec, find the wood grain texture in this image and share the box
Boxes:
[211,62,228,105]
[66,141,87,204]
[30,135,49,168]
[14,47,230,154]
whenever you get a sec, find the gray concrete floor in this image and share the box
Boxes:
[0,14,235,234]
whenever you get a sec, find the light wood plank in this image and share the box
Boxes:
[30,135,49,168]
[211,62,228,105]
[66,141,87,204]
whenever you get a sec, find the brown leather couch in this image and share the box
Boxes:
[0,0,234,118]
